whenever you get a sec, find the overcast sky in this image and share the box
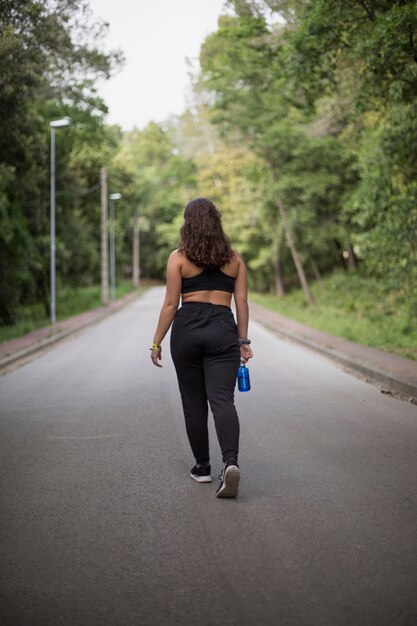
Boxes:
[88,0,227,130]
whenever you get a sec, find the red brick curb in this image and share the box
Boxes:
[0,289,144,372]
[250,302,417,402]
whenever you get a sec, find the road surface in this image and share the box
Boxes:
[1,287,416,626]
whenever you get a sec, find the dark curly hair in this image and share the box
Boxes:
[179,197,234,269]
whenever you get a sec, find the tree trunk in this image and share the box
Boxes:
[334,239,347,270]
[347,241,358,271]
[213,174,221,188]
[276,197,315,306]
[274,257,285,296]
[274,228,285,296]
[310,257,322,283]
[0,296,15,325]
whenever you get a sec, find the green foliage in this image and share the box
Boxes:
[288,0,417,109]
[0,0,123,325]
[110,123,196,279]
[199,6,358,289]
[349,103,417,306]
[282,0,417,313]
[197,0,416,324]
[200,13,279,139]
[251,270,417,360]
[0,281,146,343]
[194,145,272,289]
[0,164,33,324]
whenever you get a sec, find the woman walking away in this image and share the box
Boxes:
[150,197,253,498]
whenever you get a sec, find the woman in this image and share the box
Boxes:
[150,197,253,498]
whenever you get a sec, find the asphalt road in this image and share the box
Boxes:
[1,287,416,626]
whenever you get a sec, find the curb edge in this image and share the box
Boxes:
[0,291,143,373]
[252,314,417,402]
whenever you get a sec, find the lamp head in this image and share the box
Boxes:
[50,117,71,128]
[110,193,122,200]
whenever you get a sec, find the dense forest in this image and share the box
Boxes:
[1,0,416,336]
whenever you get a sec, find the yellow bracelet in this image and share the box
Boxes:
[150,342,160,351]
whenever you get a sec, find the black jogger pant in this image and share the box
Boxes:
[170,301,241,465]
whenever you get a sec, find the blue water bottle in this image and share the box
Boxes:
[237,361,251,392]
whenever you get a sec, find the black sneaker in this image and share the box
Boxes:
[190,463,212,483]
[216,458,240,498]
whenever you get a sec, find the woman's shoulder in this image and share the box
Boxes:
[167,249,184,268]
[229,250,246,276]
[169,249,195,271]
[220,250,242,277]
[231,249,244,266]
[169,248,183,260]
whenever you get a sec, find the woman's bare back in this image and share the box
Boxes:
[178,250,240,306]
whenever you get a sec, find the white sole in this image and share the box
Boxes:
[190,473,212,483]
[216,466,240,498]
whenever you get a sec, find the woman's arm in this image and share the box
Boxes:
[233,252,253,363]
[151,251,182,367]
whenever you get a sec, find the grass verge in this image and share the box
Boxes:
[250,271,417,361]
[0,280,148,344]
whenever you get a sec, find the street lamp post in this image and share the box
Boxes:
[133,213,140,287]
[50,117,70,324]
[109,192,122,301]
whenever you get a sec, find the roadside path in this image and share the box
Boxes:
[250,303,417,402]
[0,289,143,372]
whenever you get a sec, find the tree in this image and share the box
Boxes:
[285,0,417,312]
[287,0,417,110]
[199,10,318,302]
[199,0,417,317]
[0,0,123,323]
[111,123,196,279]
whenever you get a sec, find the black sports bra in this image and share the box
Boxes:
[181,268,236,294]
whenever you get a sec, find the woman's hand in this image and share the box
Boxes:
[150,345,163,368]
[240,344,253,364]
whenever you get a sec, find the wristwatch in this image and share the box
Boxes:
[239,338,251,345]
